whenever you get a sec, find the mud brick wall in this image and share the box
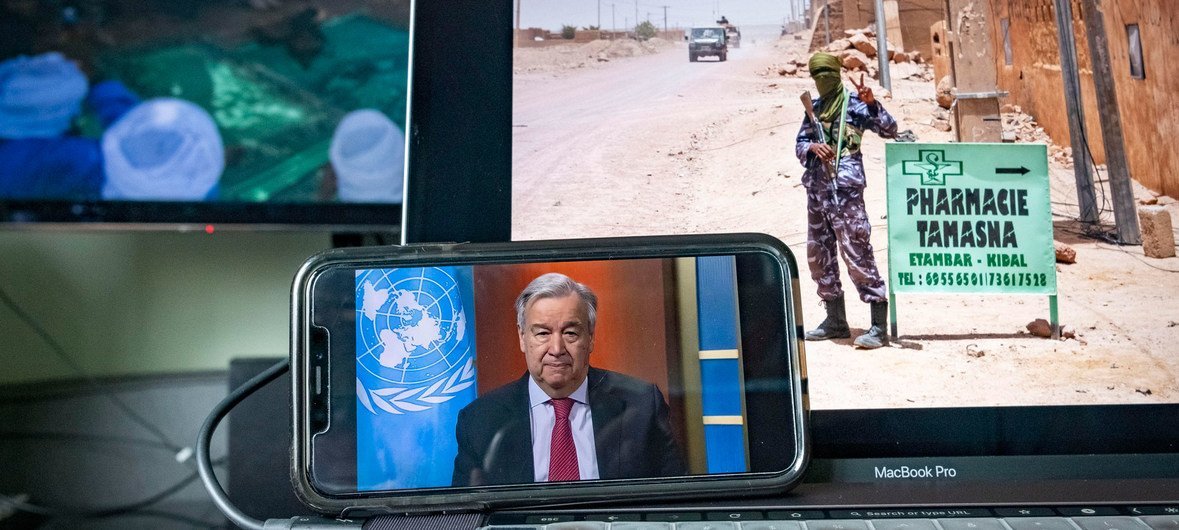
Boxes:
[1098,1,1179,197]
[991,0,1106,167]
[990,0,1179,198]
[809,0,946,62]
[898,0,946,59]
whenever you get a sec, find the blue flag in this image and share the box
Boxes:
[354,266,477,490]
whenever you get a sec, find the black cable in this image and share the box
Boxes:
[192,357,364,530]
[0,285,183,454]
[196,357,290,530]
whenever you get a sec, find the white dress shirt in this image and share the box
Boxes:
[527,377,600,482]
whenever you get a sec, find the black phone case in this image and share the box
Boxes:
[289,233,810,517]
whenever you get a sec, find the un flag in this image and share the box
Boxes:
[354,266,477,490]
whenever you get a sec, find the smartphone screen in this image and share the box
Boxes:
[298,239,806,506]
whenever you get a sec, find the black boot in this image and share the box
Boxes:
[804,295,851,341]
[854,301,890,349]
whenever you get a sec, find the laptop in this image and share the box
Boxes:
[402,1,1179,528]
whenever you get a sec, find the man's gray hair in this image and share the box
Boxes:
[515,272,598,333]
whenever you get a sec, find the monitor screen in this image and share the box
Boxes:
[0,0,409,229]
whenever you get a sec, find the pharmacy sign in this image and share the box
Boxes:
[885,142,1059,334]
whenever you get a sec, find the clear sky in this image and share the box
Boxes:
[515,0,808,32]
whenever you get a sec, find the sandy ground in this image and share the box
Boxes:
[511,33,1179,410]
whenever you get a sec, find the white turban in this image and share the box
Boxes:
[329,109,405,203]
[0,53,89,139]
[101,98,224,201]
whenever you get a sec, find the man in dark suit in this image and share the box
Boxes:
[451,272,686,486]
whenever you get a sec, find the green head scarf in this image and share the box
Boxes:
[808,52,844,98]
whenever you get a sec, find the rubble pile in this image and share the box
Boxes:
[822,26,929,81]
[1002,104,1074,168]
[764,27,934,81]
[929,108,953,132]
[759,57,810,78]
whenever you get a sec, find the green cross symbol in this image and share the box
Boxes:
[901,149,963,185]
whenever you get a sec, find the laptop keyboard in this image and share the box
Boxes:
[480,506,1179,530]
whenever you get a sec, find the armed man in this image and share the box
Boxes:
[794,52,898,349]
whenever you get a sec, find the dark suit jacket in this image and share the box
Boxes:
[451,367,687,486]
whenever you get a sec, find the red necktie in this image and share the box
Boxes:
[548,397,580,481]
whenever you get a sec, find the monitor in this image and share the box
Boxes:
[0,0,416,231]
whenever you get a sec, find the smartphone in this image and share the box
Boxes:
[291,233,809,516]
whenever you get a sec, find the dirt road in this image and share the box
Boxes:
[513,37,798,236]
[512,35,1179,410]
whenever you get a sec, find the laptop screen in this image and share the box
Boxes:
[502,0,1179,494]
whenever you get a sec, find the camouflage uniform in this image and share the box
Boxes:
[795,93,897,304]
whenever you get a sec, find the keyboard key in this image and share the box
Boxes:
[742,521,804,530]
[479,526,542,530]
[1072,516,1151,530]
[526,515,574,524]
[1141,516,1179,530]
[609,523,673,530]
[547,522,607,530]
[676,523,739,530]
[938,518,1009,530]
[871,519,939,530]
[1005,517,1076,530]
[805,519,872,530]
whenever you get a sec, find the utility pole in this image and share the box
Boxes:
[1080,0,1140,244]
[874,0,891,91]
[946,0,1002,142]
[661,5,668,32]
[612,3,616,37]
[514,0,521,49]
[635,0,639,35]
[598,0,601,29]
[1052,0,1099,224]
[823,0,830,46]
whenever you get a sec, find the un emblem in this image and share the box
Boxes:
[355,267,476,415]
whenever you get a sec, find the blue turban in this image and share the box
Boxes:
[0,53,89,139]
[101,98,224,200]
[329,109,405,203]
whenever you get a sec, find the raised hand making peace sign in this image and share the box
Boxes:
[851,73,875,107]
